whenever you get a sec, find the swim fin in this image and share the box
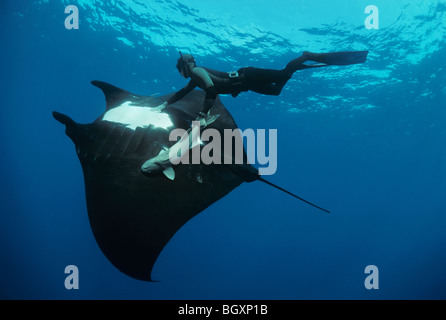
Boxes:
[303,50,369,66]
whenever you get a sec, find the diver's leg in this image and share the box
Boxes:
[242,67,290,96]
[243,66,290,83]
[249,83,285,96]
[284,53,309,74]
[283,51,331,74]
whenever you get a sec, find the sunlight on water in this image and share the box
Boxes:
[59,0,446,114]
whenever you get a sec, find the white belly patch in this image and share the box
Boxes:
[102,101,173,130]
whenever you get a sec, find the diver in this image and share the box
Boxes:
[156,50,368,121]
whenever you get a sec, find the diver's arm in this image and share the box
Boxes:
[165,81,196,105]
[201,86,218,115]
[191,67,217,115]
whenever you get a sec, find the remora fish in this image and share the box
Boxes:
[141,114,219,180]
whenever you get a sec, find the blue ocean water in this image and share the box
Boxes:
[1,0,445,299]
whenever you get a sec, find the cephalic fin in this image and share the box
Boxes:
[91,80,134,111]
[52,111,76,127]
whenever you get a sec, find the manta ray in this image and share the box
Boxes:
[53,81,329,281]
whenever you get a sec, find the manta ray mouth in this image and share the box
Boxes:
[102,101,174,130]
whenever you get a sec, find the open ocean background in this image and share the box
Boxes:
[1,0,445,299]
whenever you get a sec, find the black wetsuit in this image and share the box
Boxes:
[166,53,337,114]
[202,67,292,96]
[167,66,295,113]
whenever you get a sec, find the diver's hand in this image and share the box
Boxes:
[153,101,168,111]
[193,111,220,128]
[195,111,207,127]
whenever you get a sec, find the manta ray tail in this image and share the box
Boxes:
[257,177,331,213]
[229,164,330,213]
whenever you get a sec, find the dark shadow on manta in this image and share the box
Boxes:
[53,80,329,282]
